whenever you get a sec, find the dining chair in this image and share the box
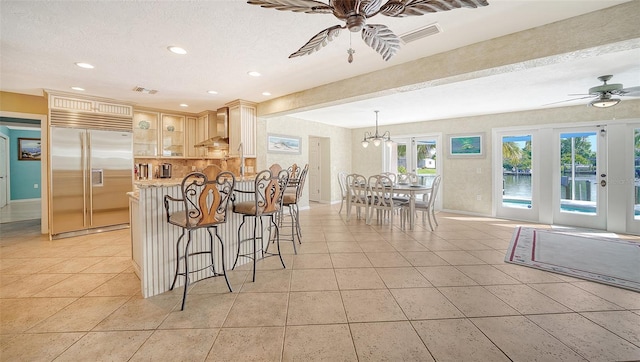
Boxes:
[231,168,289,282]
[381,172,397,184]
[404,175,441,230]
[367,174,405,226]
[337,171,348,214]
[345,173,368,221]
[163,171,235,310]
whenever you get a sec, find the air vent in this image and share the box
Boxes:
[399,23,442,44]
[132,86,158,95]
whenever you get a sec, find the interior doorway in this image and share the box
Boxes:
[0,112,48,234]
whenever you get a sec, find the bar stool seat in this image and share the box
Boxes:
[164,171,235,310]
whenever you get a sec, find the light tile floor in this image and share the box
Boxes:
[0,200,40,223]
[1,204,639,361]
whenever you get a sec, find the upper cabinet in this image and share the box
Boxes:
[227,100,257,157]
[49,93,133,117]
[185,114,208,158]
[160,113,185,157]
[133,110,159,157]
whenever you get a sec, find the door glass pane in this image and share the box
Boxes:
[395,142,407,174]
[416,140,437,186]
[635,128,640,220]
[559,132,597,214]
[502,135,532,209]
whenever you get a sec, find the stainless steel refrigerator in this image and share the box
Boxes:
[50,127,132,237]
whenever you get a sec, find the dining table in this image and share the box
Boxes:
[392,183,433,230]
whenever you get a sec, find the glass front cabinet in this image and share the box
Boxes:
[133,111,159,157]
[160,113,185,157]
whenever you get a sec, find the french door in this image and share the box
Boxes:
[495,122,640,233]
[390,136,440,187]
[552,126,607,229]
[495,131,538,221]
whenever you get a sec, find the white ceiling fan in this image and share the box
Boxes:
[247,0,489,62]
[551,75,640,108]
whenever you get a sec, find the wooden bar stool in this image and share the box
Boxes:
[231,169,289,282]
[163,171,235,310]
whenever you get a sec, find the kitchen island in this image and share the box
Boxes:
[129,177,260,298]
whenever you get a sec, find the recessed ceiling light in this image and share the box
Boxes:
[75,62,94,69]
[262,92,271,96]
[71,86,85,91]
[207,90,218,95]
[248,71,261,77]
[179,103,189,107]
[168,46,187,55]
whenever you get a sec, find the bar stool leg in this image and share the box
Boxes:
[232,216,248,270]
[170,231,186,291]
[214,228,233,293]
[180,231,193,311]
[271,214,286,269]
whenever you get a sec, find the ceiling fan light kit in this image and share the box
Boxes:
[589,96,620,108]
[247,0,489,62]
[362,110,393,148]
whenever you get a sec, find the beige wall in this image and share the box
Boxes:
[0,91,48,115]
[258,116,352,207]
[349,99,640,215]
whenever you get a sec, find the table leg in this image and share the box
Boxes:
[409,194,416,230]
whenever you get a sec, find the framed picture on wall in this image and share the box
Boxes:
[267,134,301,154]
[448,133,484,157]
[18,138,41,160]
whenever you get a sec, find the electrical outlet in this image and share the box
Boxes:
[34,184,38,189]
[476,195,481,201]
[191,166,196,171]
[247,166,254,173]
[476,168,482,174]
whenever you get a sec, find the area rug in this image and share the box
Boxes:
[505,226,640,292]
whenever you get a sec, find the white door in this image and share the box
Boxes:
[308,137,321,202]
[495,131,539,221]
[552,126,607,229]
[0,135,7,208]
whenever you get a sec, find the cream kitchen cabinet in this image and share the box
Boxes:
[160,113,185,157]
[48,93,133,117]
[133,110,160,157]
[185,114,210,158]
[227,100,256,157]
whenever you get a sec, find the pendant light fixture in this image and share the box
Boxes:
[361,110,392,148]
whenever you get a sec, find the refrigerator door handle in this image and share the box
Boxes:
[87,132,93,227]
[81,131,88,228]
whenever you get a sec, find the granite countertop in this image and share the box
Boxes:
[134,175,256,188]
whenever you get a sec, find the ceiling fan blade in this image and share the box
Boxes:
[618,85,640,97]
[247,0,333,14]
[362,24,401,61]
[542,95,596,106]
[379,0,489,17]
[289,25,343,58]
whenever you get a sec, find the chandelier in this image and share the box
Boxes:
[361,111,392,148]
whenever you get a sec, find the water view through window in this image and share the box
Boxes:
[502,135,532,209]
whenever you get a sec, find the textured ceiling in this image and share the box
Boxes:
[1,0,638,128]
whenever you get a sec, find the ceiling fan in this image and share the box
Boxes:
[247,0,489,62]
[552,75,640,108]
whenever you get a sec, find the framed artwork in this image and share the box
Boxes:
[267,134,301,154]
[448,134,484,157]
[18,138,41,160]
